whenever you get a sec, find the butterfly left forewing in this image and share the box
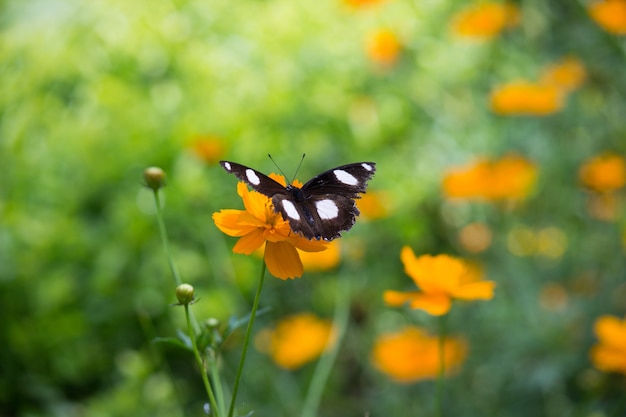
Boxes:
[220,160,287,197]
[301,162,376,197]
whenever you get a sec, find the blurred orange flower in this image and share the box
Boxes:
[371,326,467,383]
[343,0,386,8]
[490,81,564,115]
[189,136,226,164]
[590,315,626,375]
[443,154,538,201]
[451,2,520,39]
[383,247,496,316]
[299,240,341,272]
[356,190,390,220]
[540,57,587,92]
[579,153,626,193]
[588,0,626,35]
[255,313,336,370]
[365,29,401,67]
[213,177,328,279]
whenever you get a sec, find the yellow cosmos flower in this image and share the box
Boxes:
[371,326,467,383]
[365,29,401,67]
[443,154,538,201]
[579,153,626,193]
[212,176,328,280]
[590,315,626,375]
[540,57,587,92]
[451,2,520,39]
[490,81,564,115]
[588,0,626,35]
[384,247,496,316]
[255,313,336,370]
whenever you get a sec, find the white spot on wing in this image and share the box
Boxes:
[362,163,373,171]
[333,169,358,186]
[316,199,339,219]
[224,162,231,170]
[282,200,300,220]
[246,169,260,185]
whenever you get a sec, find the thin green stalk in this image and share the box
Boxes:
[436,313,448,417]
[210,356,226,417]
[152,189,201,335]
[153,189,182,287]
[185,304,220,416]
[228,258,267,417]
[301,274,351,417]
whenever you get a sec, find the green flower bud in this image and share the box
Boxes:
[144,167,166,190]
[176,283,195,305]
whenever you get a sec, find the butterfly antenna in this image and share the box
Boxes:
[268,154,289,180]
[291,153,306,184]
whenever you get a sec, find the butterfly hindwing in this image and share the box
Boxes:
[272,193,359,240]
[220,160,376,241]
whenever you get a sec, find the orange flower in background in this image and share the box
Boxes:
[588,0,626,35]
[371,326,467,383]
[189,136,226,164]
[443,154,538,201]
[590,315,626,375]
[366,29,401,67]
[356,190,390,220]
[579,153,626,193]
[343,0,386,8]
[213,177,328,280]
[490,81,564,115]
[384,246,496,316]
[540,57,587,92]
[255,313,336,370]
[451,2,520,39]
[299,240,341,272]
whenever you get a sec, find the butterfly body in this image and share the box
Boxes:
[220,160,376,240]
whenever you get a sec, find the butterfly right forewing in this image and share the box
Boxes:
[301,162,376,197]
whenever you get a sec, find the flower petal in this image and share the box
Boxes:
[233,229,266,254]
[213,210,258,236]
[594,315,626,347]
[265,241,304,279]
[291,235,329,252]
[590,345,626,374]
[451,281,497,300]
[408,293,452,316]
[383,290,422,307]
[239,182,272,221]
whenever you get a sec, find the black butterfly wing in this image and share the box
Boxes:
[275,162,376,240]
[272,193,359,240]
[220,160,376,241]
[300,162,376,197]
[219,161,287,197]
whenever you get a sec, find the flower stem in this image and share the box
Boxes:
[436,314,448,417]
[152,189,182,287]
[185,304,220,416]
[300,274,351,417]
[227,257,267,417]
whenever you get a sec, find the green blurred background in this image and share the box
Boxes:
[2,0,626,416]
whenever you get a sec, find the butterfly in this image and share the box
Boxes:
[220,160,376,241]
